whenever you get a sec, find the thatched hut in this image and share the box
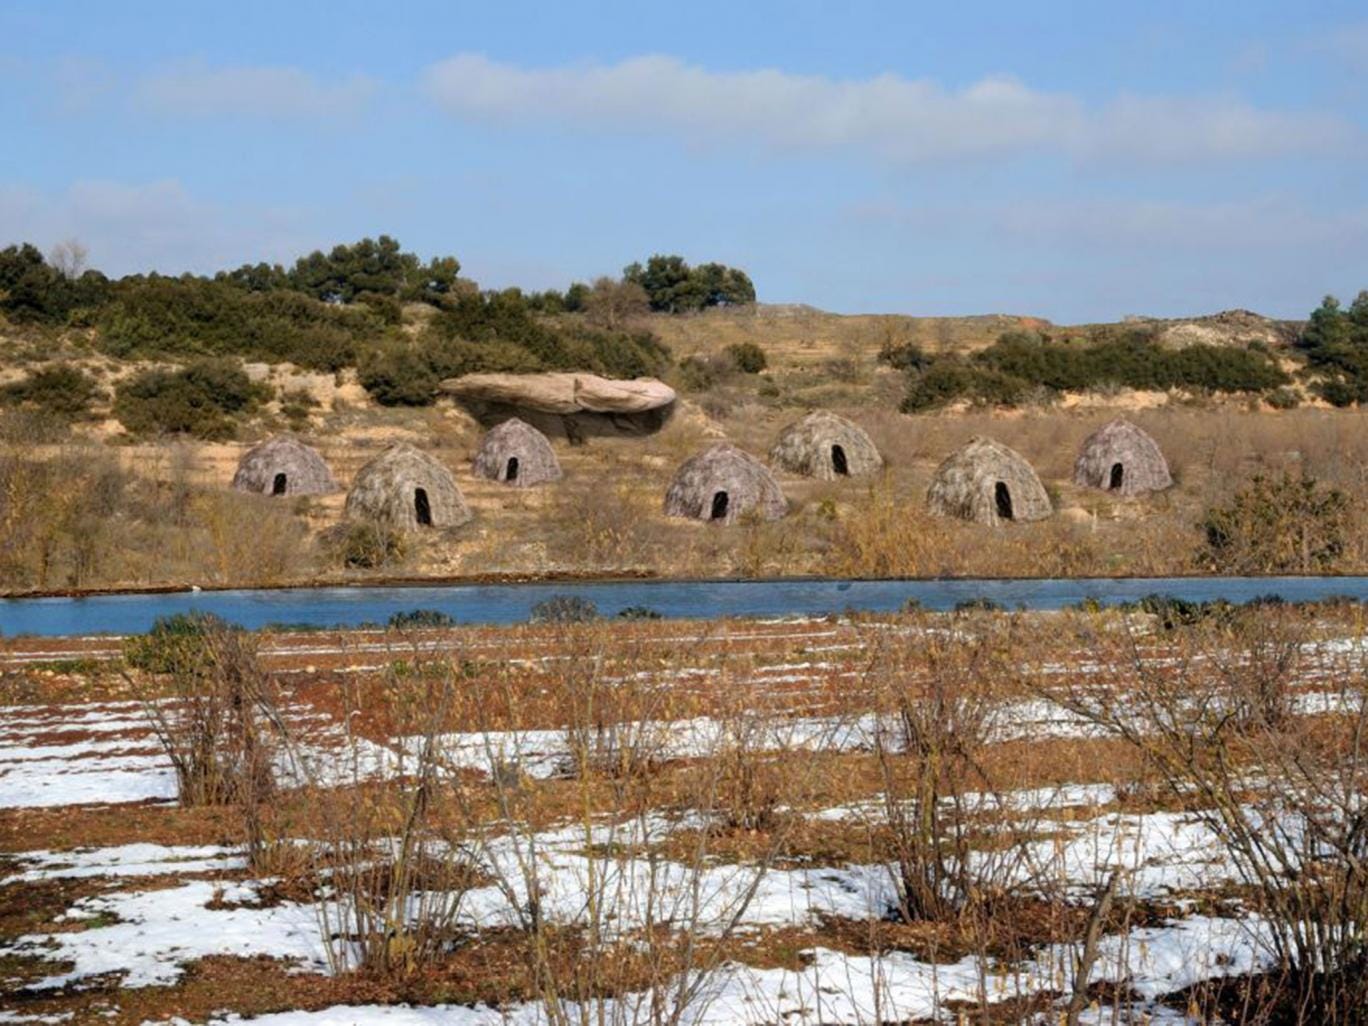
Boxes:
[472,417,562,487]
[769,411,882,480]
[663,443,787,525]
[344,443,471,530]
[1073,418,1172,496]
[926,437,1052,526]
[231,435,337,497]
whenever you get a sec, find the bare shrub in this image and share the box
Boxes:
[453,624,824,1026]
[127,615,281,861]
[865,616,1038,926]
[1036,610,1368,1024]
[306,663,478,979]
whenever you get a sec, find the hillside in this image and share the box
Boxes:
[646,303,1304,369]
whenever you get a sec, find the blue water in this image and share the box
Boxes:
[1,577,1366,637]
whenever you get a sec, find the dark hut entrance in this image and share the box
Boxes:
[272,473,287,496]
[506,457,519,482]
[994,481,1014,521]
[710,491,730,521]
[831,444,849,476]
[1109,463,1124,490]
[414,488,432,527]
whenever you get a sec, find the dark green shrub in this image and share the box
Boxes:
[1265,387,1300,410]
[99,276,376,371]
[124,612,237,673]
[617,605,662,620]
[530,595,599,623]
[725,342,767,374]
[901,329,1289,411]
[953,597,1004,613]
[114,358,269,439]
[387,609,456,629]
[2,364,102,420]
[877,339,930,372]
[357,348,441,407]
[1200,472,1350,574]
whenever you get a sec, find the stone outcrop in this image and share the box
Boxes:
[439,373,677,440]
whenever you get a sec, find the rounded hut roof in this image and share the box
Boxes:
[344,443,471,531]
[472,417,562,487]
[769,411,883,480]
[231,435,337,496]
[1073,418,1172,496]
[663,443,788,525]
[926,436,1052,526]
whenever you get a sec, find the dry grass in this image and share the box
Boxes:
[11,607,1368,1023]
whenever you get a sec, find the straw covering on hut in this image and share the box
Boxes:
[472,417,562,487]
[231,435,337,497]
[663,442,787,525]
[769,411,882,480]
[926,436,1052,526]
[1073,418,1172,496]
[344,443,471,530]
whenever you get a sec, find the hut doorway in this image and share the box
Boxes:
[1109,463,1124,490]
[272,472,287,496]
[414,487,432,527]
[506,456,519,482]
[994,481,1014,521]
[831,444,849,476]
[710,491,729,521]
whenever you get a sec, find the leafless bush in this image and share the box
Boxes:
[1036,611,1368,1024]
[453,625,824,1026]
[866,617,1036,925]
[128,618,282,862]
[306,661,479,979]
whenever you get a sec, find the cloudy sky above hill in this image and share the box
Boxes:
[2,0,1366,320]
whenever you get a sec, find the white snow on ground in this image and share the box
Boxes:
[138,916,1275,1025]
[2,844,244,884]
[16,879,328,988]
[3,796,1262,996]
[0,702,391,809]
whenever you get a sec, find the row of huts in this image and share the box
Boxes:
[230,413,1171,531]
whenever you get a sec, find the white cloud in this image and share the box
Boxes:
[0,180,316,276]
[422,53,1356,166]
[133,60,376,119]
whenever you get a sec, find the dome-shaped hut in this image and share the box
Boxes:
[344,443,471,530]
[769,411,883,480]
[472,417,562,487]
[231,436,338,497]
[927,437,1052,526]
[1073,419,1172,496]
[664,443,787,525]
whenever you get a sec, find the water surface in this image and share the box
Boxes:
[2,576,1365,637]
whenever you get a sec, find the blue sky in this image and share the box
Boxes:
[2,0,1366,321]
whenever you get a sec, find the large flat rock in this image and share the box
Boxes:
[440,372,676,415]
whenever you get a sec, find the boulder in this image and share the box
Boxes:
[439,372,677,441]
[440,373,675,415]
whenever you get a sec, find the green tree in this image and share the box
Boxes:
[623,254,755,313]
[286,236,460,304]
